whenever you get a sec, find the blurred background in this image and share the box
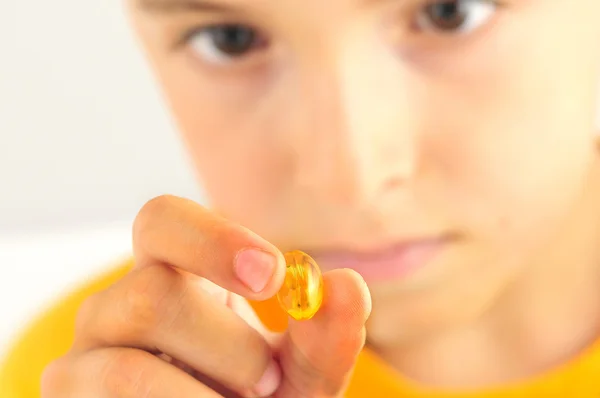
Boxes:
[0,2,202,356]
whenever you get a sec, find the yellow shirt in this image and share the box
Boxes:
[1,259,600,397]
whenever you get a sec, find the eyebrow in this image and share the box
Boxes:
[137,0,236,13]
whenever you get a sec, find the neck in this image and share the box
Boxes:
[372,160,600,390]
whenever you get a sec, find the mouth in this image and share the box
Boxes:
[308,236,452,282]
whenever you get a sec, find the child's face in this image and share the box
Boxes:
[130,0,600,341]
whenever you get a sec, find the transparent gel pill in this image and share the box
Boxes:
[277,250,324,321]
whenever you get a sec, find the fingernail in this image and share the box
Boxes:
[234,248,277,293]
[253,360,281,397]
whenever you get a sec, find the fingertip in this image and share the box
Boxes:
[231,246,286,300]
[258,247,287,299]
[340,268,372,319]
[270,249,288,292]
[321,268,372,325]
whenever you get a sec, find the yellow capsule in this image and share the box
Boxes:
[277,250,324,321]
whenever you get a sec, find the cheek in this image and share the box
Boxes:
[424,13,598,254]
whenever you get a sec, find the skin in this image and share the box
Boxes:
[42,0,600,395]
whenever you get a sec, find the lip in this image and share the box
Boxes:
[309,237,450,282]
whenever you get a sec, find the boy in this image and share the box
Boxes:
[4,0,600,396]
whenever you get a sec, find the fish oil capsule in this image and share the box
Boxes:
[277,250,324,321]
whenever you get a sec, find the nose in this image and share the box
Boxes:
[292,37,418,208]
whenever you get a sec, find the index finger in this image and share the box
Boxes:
[132,195,286,300]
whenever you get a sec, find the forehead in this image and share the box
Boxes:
[135,0,376,14]
[138,0,239,12]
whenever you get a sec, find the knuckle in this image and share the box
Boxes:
[120,266,183,337]
[41,358,71,397]
[101,350,155,398]
[74,294,99,336]
[133,195,176,248]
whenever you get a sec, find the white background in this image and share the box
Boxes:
[0,1,202,357]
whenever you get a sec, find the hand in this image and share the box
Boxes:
[41,195,371,398]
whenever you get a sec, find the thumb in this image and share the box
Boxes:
[275,268,372,398]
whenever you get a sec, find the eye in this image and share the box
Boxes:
[187,24,267,65]
[415,0,496,34]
